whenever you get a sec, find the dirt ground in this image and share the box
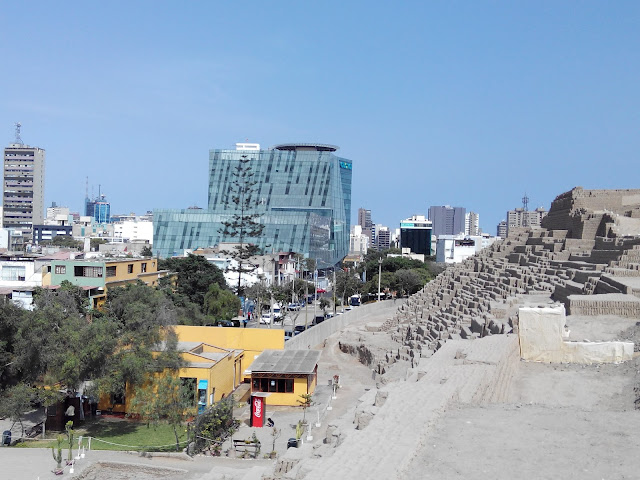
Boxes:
[404,320,640,480]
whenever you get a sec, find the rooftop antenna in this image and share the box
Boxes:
[522,193,529,212]
[14,122,23,145]
[85,177,89,200]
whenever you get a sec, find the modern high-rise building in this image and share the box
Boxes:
[85,194,111,223]
[400,215,432,255]
[496,220,507,238]
[375,225,390,250]
[357,207,373,244]
[465,211,480,236]
[429,205,466,237]
[3,133,45,236]
[154,143,353,265]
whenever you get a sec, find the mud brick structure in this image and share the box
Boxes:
[337,187,640,378]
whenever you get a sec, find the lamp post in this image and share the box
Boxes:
[377,257,383,301]
[332,267,336,315]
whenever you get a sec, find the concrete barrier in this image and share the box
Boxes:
[285,300,401,350]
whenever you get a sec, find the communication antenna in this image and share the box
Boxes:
[14,122,23,145]
[522,193,529,212]
[85,177,89,200]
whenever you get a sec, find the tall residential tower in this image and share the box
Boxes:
[3,125,45,236]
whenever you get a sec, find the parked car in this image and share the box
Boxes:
[287,303,301,311]
[260,313,273,324]
[294,325,307,335]
[313,315,325,325]
[215,319,235,327]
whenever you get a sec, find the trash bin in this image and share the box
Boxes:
[2,430,11,446]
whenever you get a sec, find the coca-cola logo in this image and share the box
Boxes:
[254,398,262,418]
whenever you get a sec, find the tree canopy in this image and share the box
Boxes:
[158,254,227,308]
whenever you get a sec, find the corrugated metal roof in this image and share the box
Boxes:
[250,349,320,375]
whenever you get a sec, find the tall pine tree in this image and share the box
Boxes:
[219,155,265,295]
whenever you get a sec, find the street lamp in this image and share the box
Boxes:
[377,257,383,301]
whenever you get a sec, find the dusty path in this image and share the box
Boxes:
[407,347,640,480]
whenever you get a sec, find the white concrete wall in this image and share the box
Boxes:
[518,304,633,364]
[285,300,400,350]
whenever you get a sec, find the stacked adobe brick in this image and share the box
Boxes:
[349,188,640,378]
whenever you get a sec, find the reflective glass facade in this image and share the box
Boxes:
[154,145,352,265]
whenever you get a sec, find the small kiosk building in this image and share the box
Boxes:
[249,349,320,406]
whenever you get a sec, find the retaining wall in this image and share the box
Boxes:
[285,300,402,350]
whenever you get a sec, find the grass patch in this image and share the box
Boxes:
[16,419,189,452]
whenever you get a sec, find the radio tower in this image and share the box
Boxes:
[522,193,529,212]
[14,122,23,145]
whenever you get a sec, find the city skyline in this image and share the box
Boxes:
[1,2,638,232]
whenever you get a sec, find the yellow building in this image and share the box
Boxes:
[249,349,320,406]
[173,325,285,381]
[99,326,286,414]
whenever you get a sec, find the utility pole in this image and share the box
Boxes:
[313,264,317,326]
[333,267,336,315]
[377,257,383,301]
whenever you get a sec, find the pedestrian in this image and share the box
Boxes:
[65,403,75,426]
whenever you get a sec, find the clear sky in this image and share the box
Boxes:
[1,1,638,234]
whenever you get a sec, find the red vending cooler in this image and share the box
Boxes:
[250,393,269,427]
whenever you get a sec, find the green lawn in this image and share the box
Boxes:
[18,419,189,452]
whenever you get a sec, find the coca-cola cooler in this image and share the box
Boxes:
[250,393,269,427]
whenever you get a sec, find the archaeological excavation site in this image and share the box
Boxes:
[261,187,640,480]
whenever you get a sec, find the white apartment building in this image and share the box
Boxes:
[113,217,154,244]
[465,212,480,236]
[349,225,370,255]
[436,235,477,264]
[507,207,548,235]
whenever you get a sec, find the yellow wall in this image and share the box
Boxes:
[97,382,135,414]
[105,258,159,282]
[251,376,316,406]
[173,326,285,380]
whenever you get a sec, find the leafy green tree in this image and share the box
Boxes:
[218,155,265,296]
[204,283,241,320]
[99,284,184,398]
[0,301,24,389]
[394,269,423,297]
[192,396,237,454]
[362,271,396,297]
[319,298,331,314]
[0,382,35,438]
[159,254,226,308]
[45,236,82,250]
[90,238,108,251]
[13,288,95,387]
[140,245,153,257]
[335,268,363,307]
[127,373,194,451]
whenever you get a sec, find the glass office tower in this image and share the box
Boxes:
[154,143,352,265]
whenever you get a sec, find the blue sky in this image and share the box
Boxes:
[1,1,638,234]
